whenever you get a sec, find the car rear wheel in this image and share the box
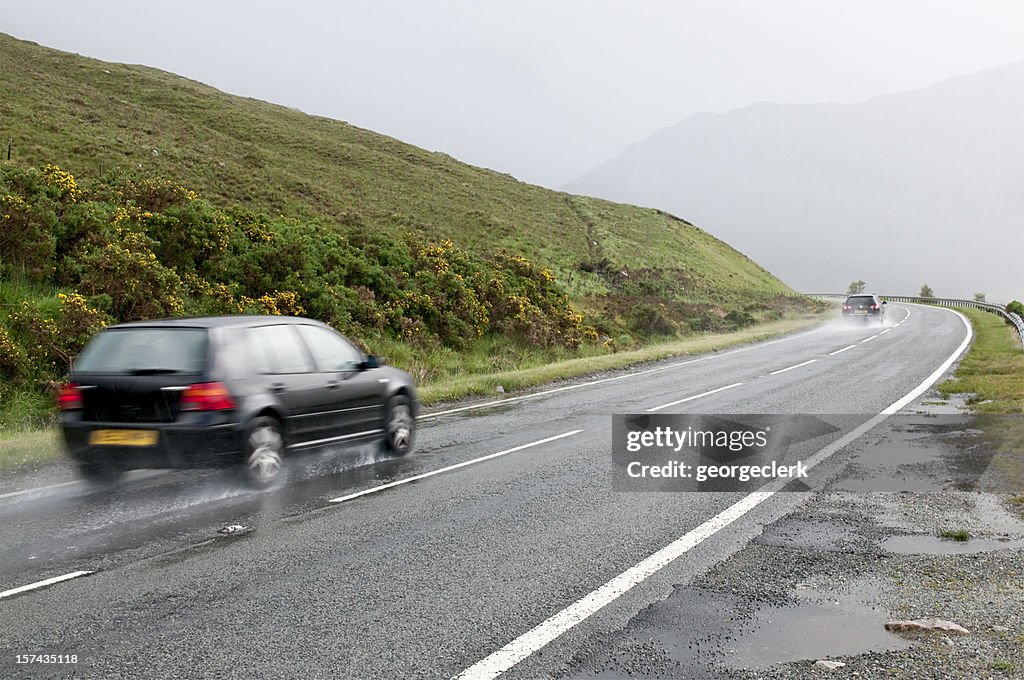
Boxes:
[382,395,415,456]
[77,460,119,486]
[244,417,284,486]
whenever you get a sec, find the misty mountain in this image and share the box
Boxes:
[567,62,1024,303]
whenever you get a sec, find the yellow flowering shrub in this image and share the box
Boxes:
[1,177,58,280]
[0,324,30,383]
[238,291,305,316]
[76,226,184,320]
[3,162,600,428]
[41,164,81,202]
[9,293,111,371]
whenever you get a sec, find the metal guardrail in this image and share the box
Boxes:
[806,293,1024,349]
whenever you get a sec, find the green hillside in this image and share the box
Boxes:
[0,34,789,299]
[0,33,810,429]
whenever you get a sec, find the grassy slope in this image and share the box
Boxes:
[0,33,789,305]
[0,33,821,450]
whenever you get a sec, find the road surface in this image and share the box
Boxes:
[0,303,972,679]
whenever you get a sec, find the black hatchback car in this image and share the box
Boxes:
[59,316,418,485]
[841,294,887,324]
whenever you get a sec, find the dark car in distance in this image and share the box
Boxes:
[59,316,418,486]
[841,294,887,325]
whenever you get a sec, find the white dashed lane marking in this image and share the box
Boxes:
[768,359,818,375]
[645,382,745,413]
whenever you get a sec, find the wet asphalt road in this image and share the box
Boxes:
[0,304,971,679]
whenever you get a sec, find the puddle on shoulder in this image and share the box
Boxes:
[881,534,1024,555]
[719,578,910,669]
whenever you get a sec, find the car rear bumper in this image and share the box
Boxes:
[60,417,241,471]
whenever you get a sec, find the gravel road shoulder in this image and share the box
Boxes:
[560,393,1024,679]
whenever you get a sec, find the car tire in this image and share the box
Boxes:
[243,416,285,486]
[382,394,415,456]
[77,460,119,486]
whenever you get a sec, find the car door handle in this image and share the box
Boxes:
[325,380,339,390]
[271,382,287,393]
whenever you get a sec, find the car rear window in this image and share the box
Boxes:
[74,328,209,374]
[845,296,875,305]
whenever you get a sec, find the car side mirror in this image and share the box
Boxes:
[882,300,887,305]
[361,355,379,370]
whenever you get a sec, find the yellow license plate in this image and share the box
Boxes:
[89,429,158,447]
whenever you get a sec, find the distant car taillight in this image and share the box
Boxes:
[870,304,879,310]
[57,382,83,411]
[842,304,851,311]
[180,382,236,411]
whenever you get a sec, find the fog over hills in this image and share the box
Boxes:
[567,62,1024,303]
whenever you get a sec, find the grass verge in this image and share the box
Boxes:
[0,428,61,472]
[418,314,819,403]
[937,307,1024,502]
[937,308,1024,414]
[0,313,825,472]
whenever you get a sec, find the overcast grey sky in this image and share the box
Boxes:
[4,1,1024,188]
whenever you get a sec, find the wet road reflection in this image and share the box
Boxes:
[0,437,439,587]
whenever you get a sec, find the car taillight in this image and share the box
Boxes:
[180,382,236,411]
[871,304,879,310]
[842,305,851,311]
[57,382,83,410]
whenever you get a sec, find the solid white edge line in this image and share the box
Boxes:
[0,570,94,599]
[644,382,744,413]
[768,358,817,375]
[453,305,972,680]
[828,344,856,356]
[880,307,971,414]
[861,334,879,343]
[0,479,81,501]
[328,430,583,504]
[420,327,825,421]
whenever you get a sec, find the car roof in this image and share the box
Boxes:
[106,315,327,330]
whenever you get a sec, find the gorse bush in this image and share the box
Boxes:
[1,165,63,280]
[628,303,676,336]
[0,163,597,423]
[0,324,31,384]
[74,225,186,319]
[1,164,591,342]
[724,309,757,329]
[1,291,112,423]
[10,293,112,372]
